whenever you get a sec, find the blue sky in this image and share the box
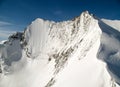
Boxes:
[0,0,120,40]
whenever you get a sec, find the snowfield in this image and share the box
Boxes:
[0,11,120,87]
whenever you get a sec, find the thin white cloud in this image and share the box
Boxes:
[0,29,16,41]
[0,21,12,26]
[0,30,15,37]
[0,21,15,41]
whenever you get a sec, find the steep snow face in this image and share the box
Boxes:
[0,11,119,87]
[24,19,52,58]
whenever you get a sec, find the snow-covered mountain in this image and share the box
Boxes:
[0,11,120,87]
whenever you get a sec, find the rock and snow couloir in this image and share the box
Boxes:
[0,11,120,87]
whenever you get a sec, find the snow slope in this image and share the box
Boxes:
[0,11,120,87]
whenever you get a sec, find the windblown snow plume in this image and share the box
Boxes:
[0,11,120,87]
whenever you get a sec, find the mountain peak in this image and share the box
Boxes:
[81,10,89,14]
[72,11,93,21]
[80,11,93,18]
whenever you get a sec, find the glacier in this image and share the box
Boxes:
[0,11,120,87]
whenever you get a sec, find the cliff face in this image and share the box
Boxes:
[0,11,120,87]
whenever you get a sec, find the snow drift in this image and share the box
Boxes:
[0,11,120,87]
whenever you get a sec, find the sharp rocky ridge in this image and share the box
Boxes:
[0,11,120,87]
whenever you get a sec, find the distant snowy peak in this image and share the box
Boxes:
[102,19,120,31]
